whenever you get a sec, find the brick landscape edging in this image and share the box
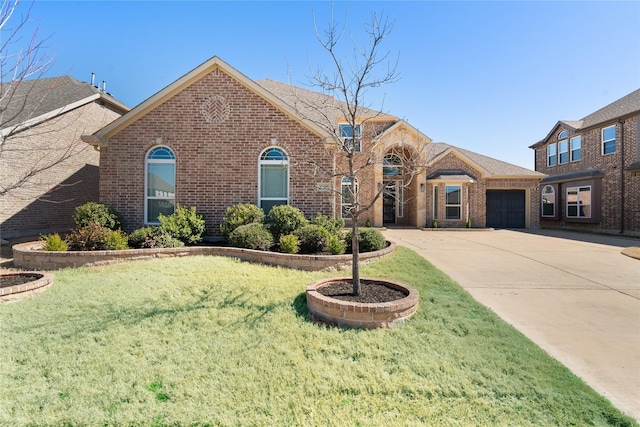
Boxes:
[12,241,395,271]
[0,271,54,302]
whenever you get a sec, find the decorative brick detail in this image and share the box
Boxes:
[0,272,54,302]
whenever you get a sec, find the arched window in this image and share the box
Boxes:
[259,147,289,213]
[341,177,357,219]
[542,185,555,217]
[145,146,176,224]
[383,154,403,177]
[558,131,568,139]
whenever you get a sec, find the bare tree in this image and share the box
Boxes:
[290,7,429,295]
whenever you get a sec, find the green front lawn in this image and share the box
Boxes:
[0,248,635,426]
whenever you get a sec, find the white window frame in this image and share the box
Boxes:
[258,147,289,213]
[433,186,439,220]
[547,144,557,167]
[541,185,555,217]
[145,146,176,224]
[341,177,357,219]
[558,138,569,164]
[339,124,361,153]
[602,125,616,155]
[445,185,462,220]
[566,186,591,218]
[570,136,581,162]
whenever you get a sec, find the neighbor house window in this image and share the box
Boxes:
[145,146,176,224]
[341,177,357,219]
[602,125,616,155]
[547,144,557,167]
[445,185,461,220]
[558,139,569,164]
[339,124,361,152]
[541,185,555,217]
[566,186,591,218]
[570,136,582,162]
[259,147,289,214]
[433,186,439,220]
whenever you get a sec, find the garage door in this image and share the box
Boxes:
[486,190,526,228]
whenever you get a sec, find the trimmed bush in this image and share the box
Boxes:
[268,205,308,241]
[73,202,122,230]
[128,226,184,249]
[279,234,300,254]
[220,204,265,239]
[326,234,347,255]
[67,222,125,251]
[346,228,386,253]
[310,213,344,236]
[294,224,331,254]
[106,230,129,250]
[41,233,68,252]
[229,223,274,251]
[158,204,205,245]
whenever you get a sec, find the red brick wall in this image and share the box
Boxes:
[100,68,333,236]
[534,115,639,234]
[0,101,122,238]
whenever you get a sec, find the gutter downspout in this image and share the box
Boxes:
[619,119,625,234]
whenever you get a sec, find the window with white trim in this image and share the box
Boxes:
[602,125,616,155]
[259,147,289,214]
[570,136,581,162]
[341,177,357,219]
[547,144,557,167]
[339,124,361,152]
[433,186,439,220]
[558,139,569,164]
[445,185,461,220]
[145,146,176,224]
[566,186,591,218]
[541,185,555,217]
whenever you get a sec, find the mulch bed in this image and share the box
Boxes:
[317,279,407,303]
[0,274,42,289]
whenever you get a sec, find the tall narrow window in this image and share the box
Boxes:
[433,186,439,220]
[558,139,569,164]
[547,144,557,167]
[566,186,591,218]
[341,177,357,219]
[570,136,582,162]
[602,125,616,155]
[259,147,289,214]
[145,146,176,224]
[339,124,361,152]
[541,185,555,217]
[445,185,461,220]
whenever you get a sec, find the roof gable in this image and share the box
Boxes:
[87,57,330,146]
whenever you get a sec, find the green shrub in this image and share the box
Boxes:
[106,230,129,250]
[220,204,265,239]
[67,222,113,251]
[40,233,68,251]
[310,213,344,236]
[268,205,308,241]
[73,202,122,230]
[326,234,346,255]
[229,223,274,251]
[278,234,300,254]
[294,224,331,254]
[345,228,386,253]
[128,226,184,249]
[158,204,205,245]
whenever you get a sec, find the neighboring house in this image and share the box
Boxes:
[0,76,129,239]
[530,89,640,235]
[82,56,543,236]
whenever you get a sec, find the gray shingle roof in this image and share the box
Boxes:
[1,76,126,131]
[540,168,606,184]
[580,89,640,129]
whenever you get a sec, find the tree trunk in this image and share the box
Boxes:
[351,218,361,296]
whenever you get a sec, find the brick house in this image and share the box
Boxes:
[0,76,129,239]
[529,89,640,235]
[82,56,543,236]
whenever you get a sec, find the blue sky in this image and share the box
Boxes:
[25,0,640,169]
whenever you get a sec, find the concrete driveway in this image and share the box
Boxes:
[382,228,640,422]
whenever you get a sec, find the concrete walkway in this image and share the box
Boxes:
[383,228,640,422]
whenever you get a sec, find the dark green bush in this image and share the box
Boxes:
[326,234,346,255]
[67,222,129,251]
[73,202,122,230]
[128,226,184,249]
[294,224,331,254]
[310,213,344,236]
[278,234,300,254]
[220,204,265,239]
[40,233,68,251]
[268,205,308,241]
[228,223,273,251]
[345,228,386,253]
[158,204,205,245]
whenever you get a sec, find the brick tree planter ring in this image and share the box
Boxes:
[0,271,54,302]
[306,277,419,329]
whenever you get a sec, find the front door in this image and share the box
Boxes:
[383,181,397,224]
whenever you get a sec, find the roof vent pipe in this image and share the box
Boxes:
[102,81,106,92]
[91,72,95,86]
